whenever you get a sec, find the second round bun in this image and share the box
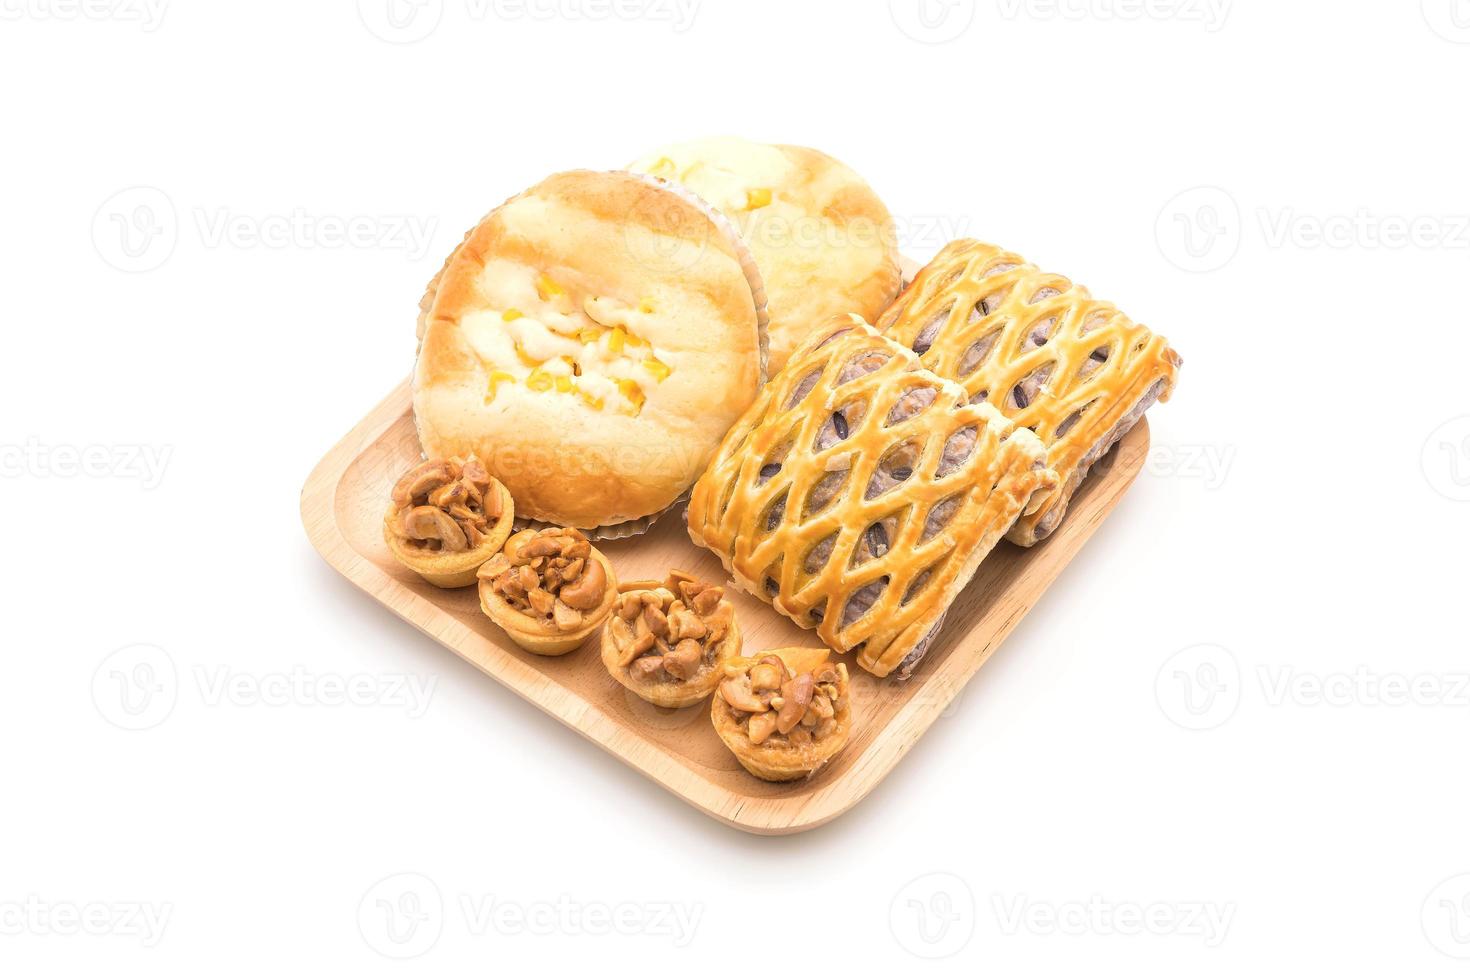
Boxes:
[414,170,767,531]
[629,136,902,374]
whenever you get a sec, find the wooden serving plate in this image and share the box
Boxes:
[301,380,1149,834]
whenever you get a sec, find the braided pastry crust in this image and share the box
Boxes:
[877,240,1181,545]
[688,316,1057,678]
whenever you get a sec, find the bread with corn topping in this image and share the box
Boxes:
[628,136,901,374]
[414,170,768,532]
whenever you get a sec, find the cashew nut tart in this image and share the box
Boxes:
[877,239,1182,545]
[413,169,769,535]
[600,571,742,708]
[477,527,618,655]
[688,317,1059,679]
[629,136,902,374]
[383,454,515,588]
[711,647,852,782]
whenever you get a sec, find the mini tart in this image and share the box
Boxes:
[383,455,514,588]
[629,136,901,374]
[600,571,741,708]
[414,169,768,533]
[477,527,618,655]
[711,648,851,782]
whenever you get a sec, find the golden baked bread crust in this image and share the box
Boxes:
[415,170,766,531]
[877,240,1182,545]
[629,137,901,374]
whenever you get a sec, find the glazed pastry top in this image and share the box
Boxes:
[877,239,1181,540]
[688,316,1057,676]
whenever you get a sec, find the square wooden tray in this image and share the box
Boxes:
[301,379,1148,834]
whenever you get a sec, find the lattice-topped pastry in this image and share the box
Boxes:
[877,239,1181,546]
[688,316,1058,679]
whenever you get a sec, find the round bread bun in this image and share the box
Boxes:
[628,136,902,374]
[414,170,768,532]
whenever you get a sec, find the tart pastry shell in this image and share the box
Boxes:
[600,588,743,709]
[383,482,515,588]
[711,647,851,782]
[478,531,619,656]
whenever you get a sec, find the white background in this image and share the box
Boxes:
[3,0,1468,975]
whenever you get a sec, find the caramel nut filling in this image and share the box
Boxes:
[718,657,848,748]
[607,572,734,686]
[386,455,503,553]
[478,527,606,633]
